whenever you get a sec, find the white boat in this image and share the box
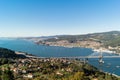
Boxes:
[99,59,104,63]
[116,66,120,68]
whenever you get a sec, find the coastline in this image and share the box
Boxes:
[15,51,46,58]
[35,42,120,55]
[105,72,120,78]
[25,37,120,55]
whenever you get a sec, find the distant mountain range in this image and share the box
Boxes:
[43,31,120,46]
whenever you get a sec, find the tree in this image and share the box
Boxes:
[1,68,14,80]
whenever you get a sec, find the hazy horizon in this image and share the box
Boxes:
[0,30,119,38]
[0,0,120,37]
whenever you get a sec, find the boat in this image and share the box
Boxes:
[99,59,104,63]
[116,66,120,68]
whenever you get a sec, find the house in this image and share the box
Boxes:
[23,73,33,78]
[56,71,63,76]
[27,73,33,78]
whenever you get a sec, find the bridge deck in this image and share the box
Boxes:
[56,56,120,59]
[27,55,120,59]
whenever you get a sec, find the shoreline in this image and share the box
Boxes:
[105,72,120,78]
[26,38,120,55]
[36,43,120,55]
[15,51,46,58]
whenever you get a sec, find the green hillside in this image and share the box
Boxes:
[44,31,120,47]
[0,47,26,58]
[105,37,120,47]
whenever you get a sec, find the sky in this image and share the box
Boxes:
[0,0,120,37]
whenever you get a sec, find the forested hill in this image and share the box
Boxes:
[43,31,120,47]
[0,47,26,58]
[45,31,120,41]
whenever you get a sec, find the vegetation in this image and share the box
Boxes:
[0,67,14,80]
[105,37,120,47]
[0,58,14,65]
[0,58,119,80]
[42,31,113,40]
[44,31,120,45]
[0,47,26,58]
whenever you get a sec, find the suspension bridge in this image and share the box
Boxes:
[56,55,120,59]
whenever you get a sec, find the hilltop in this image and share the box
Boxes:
[44,31,120,45]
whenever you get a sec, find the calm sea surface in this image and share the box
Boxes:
[0,38,120,76]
